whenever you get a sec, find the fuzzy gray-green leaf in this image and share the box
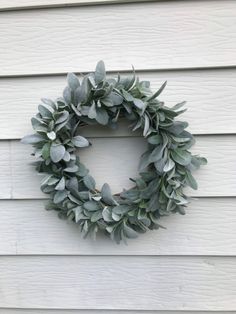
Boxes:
[50,144,66,163]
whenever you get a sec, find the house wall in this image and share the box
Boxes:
[0,0,235,312]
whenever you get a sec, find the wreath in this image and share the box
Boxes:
[22,61,207,243]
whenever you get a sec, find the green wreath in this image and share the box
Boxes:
[22,61,207,243]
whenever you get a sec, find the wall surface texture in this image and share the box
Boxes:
[0,0,235,313]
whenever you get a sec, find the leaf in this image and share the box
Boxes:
[31,117,45,130]
[139,150,152,171]
[21,134,45,144]
[110,92,123,105]
[41,98,57,110]
[185,170,198,190]
[64,165,79,173]
[55,177,66,190]
[47,131,56,141]
[163,157,175,172]
[91,210,103,222]
[42,142,51,159]
[63,151,71,162]
[102,207,113,222]
[171,148,191,166]
[72,206,83,223]
[123,223,138,239]
[197,156,208,165]
[50,144,66,163]
[133,98,145,110]
[101,183,118,206]
[167,121,189,135]
[147,81,167,101]
[83,200,100,211]
[67,73,80,90]
[147,134,162,145]
[149,145,164,163]
[55,111,69,124]
[83,175,96,190]
[72,135,89,148]
[88,102,97,119]
[53,190,68,204]
[113,205,130,215]
[63,86,72,103]
[38,104,53,118]
[143,114,150,137]
[96,107,109,125]
[95,60,106,84]
[122,89,134,102]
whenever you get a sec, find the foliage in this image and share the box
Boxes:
[22,61,207,243]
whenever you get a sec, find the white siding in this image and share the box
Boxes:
[0,1,236,76]
[0,0,235,313]
[0,256,236,310]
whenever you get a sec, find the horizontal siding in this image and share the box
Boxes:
[0,1,235,76]
[1,68,236,139]
[0,0,160,11]
[2,135,235,199]
[0,311,234,314]
[0,198,235,256]
[0,256,236,310]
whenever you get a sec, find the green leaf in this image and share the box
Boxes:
[91,210,103,222]
[42,142,51,159]
[21,134,45,144]
[55,177,66,190]
[171,148,191,166]
[167,121,189,135]
[96,107,109,125]
[110,92,123,105]
[67,72,80,90]
[122,89,134,102]
[31,117,45,130]
[149,145,164,163]
[83,175,96,190]
[95,60,106,84]
[64,165,79,173]
[50,144,66,163]
[139,150,151,171]
[123,223,138,239]
[147,134,162,145]
[101,183,118,206]
[133,98,145,110]
[113,205,130,215]
[185,170,198,190]
[72,135,89,148]
[55,111,69,124]
[143,114,150,137]
[102,207,113,222]
[163,157,175,172]
[38,104,53,118]
[83,200,101,211]
[147,81,167,101]
[63,86,72,103]
[88,102,97,119]
[53,190,68,204]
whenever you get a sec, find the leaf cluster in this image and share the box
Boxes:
[22,61,207,243]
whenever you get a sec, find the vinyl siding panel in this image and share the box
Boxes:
[0,256,236,310]
[0,1,235,76]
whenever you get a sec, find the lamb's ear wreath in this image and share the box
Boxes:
[22,61,207,243]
